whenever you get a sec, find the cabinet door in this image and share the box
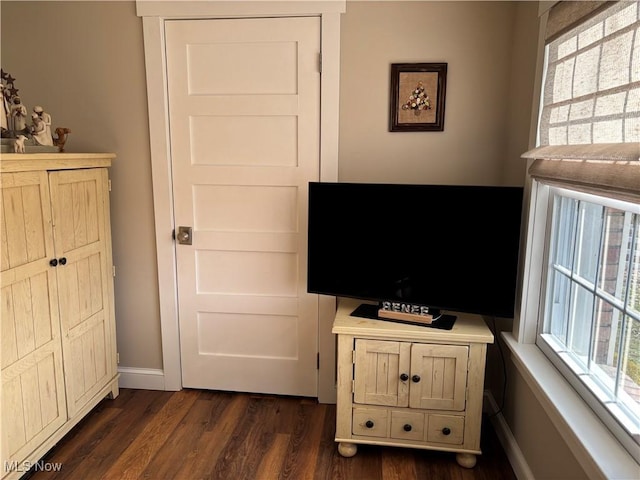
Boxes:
[49,168,116,417]
[409,344,468,411]
[353,339,410,406]
[1,171,67,469]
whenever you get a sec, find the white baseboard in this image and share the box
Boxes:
[484,390,535,480]
[117,367,168,390]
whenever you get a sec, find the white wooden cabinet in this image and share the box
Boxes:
[332,298,494,468]
[1,153,119,479]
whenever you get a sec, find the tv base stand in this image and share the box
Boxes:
[332,298,494,468]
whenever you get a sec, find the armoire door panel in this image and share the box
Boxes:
[56,251,105,331]
[1,272,57,364]
[0,170,66,470]
[2,348,67,463]
[48,168,114,417]
[66,315,109,414]
[0,171,52,270]
[52,172,102,253]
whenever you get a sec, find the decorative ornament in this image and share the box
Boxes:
[0,68,71,151]
[53,127,72,152]
[401,82,431,116]
[1,69,19,100]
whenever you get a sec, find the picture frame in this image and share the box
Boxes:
[389,63,447,132]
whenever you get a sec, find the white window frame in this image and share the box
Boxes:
[536,185,639,455]
[508,177,640,479]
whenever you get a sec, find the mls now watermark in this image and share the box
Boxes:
[4,460,63,473]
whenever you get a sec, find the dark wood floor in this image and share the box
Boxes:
[26,388,516,480]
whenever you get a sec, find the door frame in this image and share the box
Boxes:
[137,1,344,403]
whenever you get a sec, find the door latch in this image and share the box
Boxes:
[176,226,192,245]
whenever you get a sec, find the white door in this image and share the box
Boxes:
[165,17,321,396]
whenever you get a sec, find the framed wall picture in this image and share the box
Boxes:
[389,63,447,132]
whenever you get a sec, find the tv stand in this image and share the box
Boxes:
[332,298,494,468]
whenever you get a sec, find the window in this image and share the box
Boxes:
[521,0,640,458]
[538,187,639,450]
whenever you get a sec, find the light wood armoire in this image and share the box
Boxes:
[1,153,119,479]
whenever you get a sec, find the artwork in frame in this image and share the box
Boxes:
[389,63,447,132]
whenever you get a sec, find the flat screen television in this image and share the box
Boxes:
[307,182,524,320]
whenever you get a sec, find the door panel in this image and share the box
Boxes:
[186,41,298,95]
[166,17,321,396]
[190,116,298,166]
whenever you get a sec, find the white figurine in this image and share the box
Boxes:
[33,105,52,140]
[31,113,53,146]
[10,96,27,132]
[13,134,28,153]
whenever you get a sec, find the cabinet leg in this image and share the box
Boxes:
[455,453,476,468]
[337,442,358,457]
[107,382,119,400]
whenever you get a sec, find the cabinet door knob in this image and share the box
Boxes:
[403,424,412,432]
[49,258,58,267]
[442,427,451,435]
[59,257,67,265]
[365,420,374,428]
[412,374,421,383]
[400,373,409,381]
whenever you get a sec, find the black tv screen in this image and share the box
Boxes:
[307,182,524,318]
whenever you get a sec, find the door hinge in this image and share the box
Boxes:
[116,352,120,365]
[352,379,355,394]
[317,352,320,370]
[112,265,116,277]
[352,350,356,364]
[108,179,112,192]
[319,52,322,74]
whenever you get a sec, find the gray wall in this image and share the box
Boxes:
[339,1,527,186]
[1,1,162,369]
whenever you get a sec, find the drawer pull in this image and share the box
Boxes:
[412,374,421,383]
[400,373,409,381]
[365,420,374,429]
[442,427,451,435]
[403,424,412,432]
[49,258,58,267]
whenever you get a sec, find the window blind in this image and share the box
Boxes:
[545,1,611,42]
[527,157,640,202]
[524,1,640,202]
[537,0,640,147]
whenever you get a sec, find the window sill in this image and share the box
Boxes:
[502,332,639,480]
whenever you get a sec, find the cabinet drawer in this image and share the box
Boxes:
[352,407,388,437]
[426,414,464,445]
[390,410,424,441]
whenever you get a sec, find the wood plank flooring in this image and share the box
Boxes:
[25,388,516,480]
